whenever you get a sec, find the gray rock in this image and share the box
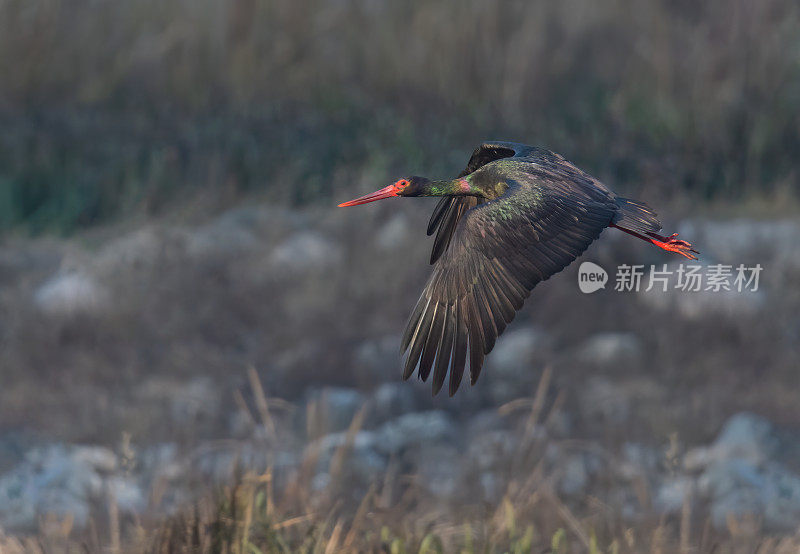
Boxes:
[0,433,40,474]
[490,326,551,374]
[138,443,181,483]
[186,209,264,260]
[94,227,165,276]
[270,232,343,273]
[107,476,145,512]
[303,431,386,489]
[682,413,800,531]
[683,446,716,472]
[274,340,324,375]
[713,412,779,464]
[466,430,517,471]
[354,335,400,378]
[679,219,800,275]
[578,377,631,424]
[488,326,551,402]
[684,413,779,471]
[0,445,137,531]
[700,459,800,532]
[228,409,256,438]
[576,332,643,365]
[415,445,460,498]
[34,272,109,316]
[377,411,456,454]
[465,410,507,436]
[136,377,222,426]
[0,242,62,286]
[636,261,766,320]
[478,471,504,502]
[654,476,695,514]
[553,451,604,497]
[309,431,379,455]
[70,446,118,473]
[375,214,411,250]
[306,387,366,434]
[187,228,256,260]
[640,286,766,320]
[559,455,589,496]
[369,383,417,423]
[547,410,574,438]
[193,442,296,483]
[619,442,662,481]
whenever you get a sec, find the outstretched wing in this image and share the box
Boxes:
[403,177,617,396]
[427,142,534,264]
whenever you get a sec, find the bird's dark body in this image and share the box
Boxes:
[339,141,696,397]
[426,144,657,265]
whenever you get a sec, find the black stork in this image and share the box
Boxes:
[339,142,698,396]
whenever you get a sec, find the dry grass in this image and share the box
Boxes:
[1,206,797,554]
[6,372,800,553]
[1,0,799,233]
[1,2,799,548]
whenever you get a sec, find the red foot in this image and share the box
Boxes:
[610,223,700,260]
[645,232,699,260]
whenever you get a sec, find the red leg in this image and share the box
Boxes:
[610,223,699,260]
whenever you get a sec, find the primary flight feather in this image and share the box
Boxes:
[339,142,698,396]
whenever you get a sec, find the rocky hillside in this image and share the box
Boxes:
[0,204,798,550]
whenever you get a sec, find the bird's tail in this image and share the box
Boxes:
[612,197,662,234]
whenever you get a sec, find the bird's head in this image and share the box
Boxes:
[338,176,431,206]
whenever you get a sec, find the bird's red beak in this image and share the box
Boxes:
[338,180,407,207]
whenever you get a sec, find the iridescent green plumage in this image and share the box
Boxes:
[340,141,698,396]
[403,142,664,396]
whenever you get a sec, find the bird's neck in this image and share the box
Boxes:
[422,177,485,198]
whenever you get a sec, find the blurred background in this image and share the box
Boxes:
[0,0,799,551]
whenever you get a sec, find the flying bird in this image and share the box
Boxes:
[338,142,697,396]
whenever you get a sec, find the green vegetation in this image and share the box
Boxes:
[2,2,799,552]
[5,368,800,553]
[1,0,799,233]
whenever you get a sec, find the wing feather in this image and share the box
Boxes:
[425,142,529,265]
[466,301,486,385]
[428,197,481,264]
[450,303,468,395]
[403,297,433,379]
[432,306,456,395]
[427,197,452,235]
[418,302,443,382]
[403,178,617,396]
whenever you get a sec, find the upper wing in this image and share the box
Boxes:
[427,142,534,264]
[403,178,617,396]
[456,141,533,177]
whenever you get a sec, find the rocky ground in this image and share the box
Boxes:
[0,202,798,549]
[4,397,800,538]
